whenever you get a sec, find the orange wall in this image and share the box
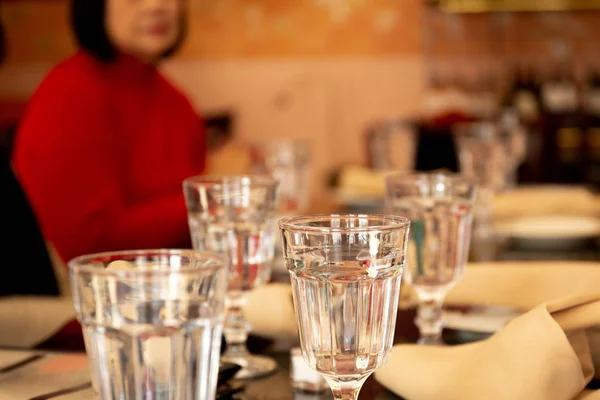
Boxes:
[1,1,73,65]
[1,0,424,65]
[3,1,600,65]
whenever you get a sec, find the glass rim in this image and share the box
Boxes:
[385,172,475,187]
[278,213,410,233]
[68,249,227,278]
[183,174,278,189]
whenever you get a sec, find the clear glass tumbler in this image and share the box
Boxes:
[385,173,475,345]
[69,249,228,400]
[183,175,279,379]
[279,214,411,400]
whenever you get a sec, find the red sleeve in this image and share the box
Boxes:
[13,75,191,263]
[195,112,208,172]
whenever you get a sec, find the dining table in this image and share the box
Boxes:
[1,193,597,400]
[0,306,433,400]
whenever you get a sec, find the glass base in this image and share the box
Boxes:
[417,335,445,346]
[221,353,277,380]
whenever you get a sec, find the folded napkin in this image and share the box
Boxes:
[375,293,600,400]
[0,296,75,348]
[397,261,600,310]
[0,242,74,348]
[244,283,298,340]
[445,261,600,311]
[245,262,600,340]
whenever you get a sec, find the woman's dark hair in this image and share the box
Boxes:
[70,0,187,62]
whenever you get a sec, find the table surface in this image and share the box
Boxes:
[0,348,404,400]
[2,238,597,399]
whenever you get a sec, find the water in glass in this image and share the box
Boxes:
[188,217,275,296]
[386,196,472,299]
[286,249,403,381]
[84,300,223,400]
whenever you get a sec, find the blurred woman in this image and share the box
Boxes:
[13,0,206,263]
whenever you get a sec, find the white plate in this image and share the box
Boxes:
[496,215,600,250]
[493,185,599,219]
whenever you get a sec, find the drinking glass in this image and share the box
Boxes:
[279,214,411,400]
[183,175,279,379]
[69,249,228,400]
[453,121,507,227]
[253,139,311,214]
[252,139,312,274]
[498,109,528,189]
[385,173,475,345]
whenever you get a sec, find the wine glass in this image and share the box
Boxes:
[498,109,528,190]
[183,176,279,379]
[385,173,475,345]
[252,139,312,274]
[453,121,506,243]
[252,139,312,215]
[279,214,410,399]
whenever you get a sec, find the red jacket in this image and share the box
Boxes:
[13,51,205,263]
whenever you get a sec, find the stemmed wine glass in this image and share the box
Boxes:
[498,109,528,190]
[453,121,506,230]
[253,139,311,215]
[183,175,279,379]
[385,173,475,345]
[279,214,410,399]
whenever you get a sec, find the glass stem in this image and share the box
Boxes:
[325,377,367,400]
[223,294,250,357]
[474,186,493,225]
[416,296,444,345]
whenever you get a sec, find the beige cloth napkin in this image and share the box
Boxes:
[0,297,75,348]
[244,283,298,340]
[0,243,75,348]
[245,262,600,340]
[420,261,600,311]
[446,262,600,309]
[375,293,600,400]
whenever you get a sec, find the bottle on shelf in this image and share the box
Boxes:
[583,69,600,188]
[540,61,585,184]
[504,62,544,183]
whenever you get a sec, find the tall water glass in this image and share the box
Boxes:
[183,176,279,379]
[69,249,228,400]
[385,173,475,345]
[280,214,410,400]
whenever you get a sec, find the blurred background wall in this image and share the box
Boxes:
[1,0,599,188]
